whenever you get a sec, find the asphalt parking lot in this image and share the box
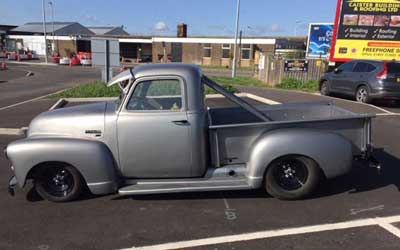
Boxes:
[2,66,400,250]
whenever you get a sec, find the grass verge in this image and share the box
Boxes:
[276,78,319,92]
[50,76,317,99]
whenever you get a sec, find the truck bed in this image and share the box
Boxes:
[208,101,374,167]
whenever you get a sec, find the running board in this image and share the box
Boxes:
[118,177,251,195]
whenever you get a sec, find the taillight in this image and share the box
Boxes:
[376,63,388,80]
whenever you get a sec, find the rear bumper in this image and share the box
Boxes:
[370,87,400,99]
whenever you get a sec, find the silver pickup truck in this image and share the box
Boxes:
[6,64,379,202]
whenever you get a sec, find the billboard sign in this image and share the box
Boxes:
[306,23,334,59]
[331,0,400,62]
[284,59,309,72]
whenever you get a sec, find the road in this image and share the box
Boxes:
[1,67,400,250]
[0,64,100,109]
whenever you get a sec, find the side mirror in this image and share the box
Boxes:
[334,68,342,74]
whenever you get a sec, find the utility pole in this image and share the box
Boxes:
[49,1,55,55]
[294,20,302,37]
[41,0,48,63]
[231,0,241,78]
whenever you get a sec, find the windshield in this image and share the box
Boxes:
[115,78,134,109]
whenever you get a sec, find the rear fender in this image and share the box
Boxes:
[6,138,119,195]
[247,129,353,187]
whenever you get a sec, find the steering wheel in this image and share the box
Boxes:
[128,97,162,110]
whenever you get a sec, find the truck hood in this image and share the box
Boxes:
[28,102,107,138]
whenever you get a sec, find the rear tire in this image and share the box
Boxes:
[355,85,371,104]
[34,164,85,202]
[265,155,321,200]
[320,81,330,96]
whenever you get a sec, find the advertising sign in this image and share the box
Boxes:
[331,0,400,62]
[284,60,309,72]
[306,23,334,58]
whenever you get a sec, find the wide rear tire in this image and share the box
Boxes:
[34,164,85,202]
[265,156,321,200]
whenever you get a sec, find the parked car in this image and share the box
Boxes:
[6,64,379,202]
[320,60,400,103]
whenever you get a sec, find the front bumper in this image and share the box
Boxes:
[8,176,17,196]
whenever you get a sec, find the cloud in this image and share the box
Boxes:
[269,24,284,33]
[154,21,169,32]
[82,14,99,24]
[245,24,285,36]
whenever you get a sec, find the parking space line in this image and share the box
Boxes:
[122,215,400,250]
[377,219,400,238]
[0,89,65,111]
[310,92,396,115]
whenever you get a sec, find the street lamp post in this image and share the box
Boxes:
[49,1,55,55]
[41,0,48,63]
[231,0,241,78]
[294,20,302,37]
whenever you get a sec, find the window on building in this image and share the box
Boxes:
[222,44,231,59]
[241,44,251,60]
[203,44,212,58]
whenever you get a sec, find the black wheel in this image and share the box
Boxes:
[320,81,330,96]
[34,164,84,202]
[355,85,371,104]
[265,156,321,200]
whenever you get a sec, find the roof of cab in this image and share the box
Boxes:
[131,63,202,79]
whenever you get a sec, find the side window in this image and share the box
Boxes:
[353,62,367,72]
[366,63,376,72]
[339,62,355,72]
[127,79,183,111]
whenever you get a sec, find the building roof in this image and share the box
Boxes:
[0,25,18,34]
[11,22,94,36]
[88,26,129,36]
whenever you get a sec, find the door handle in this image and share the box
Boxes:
[172,120,189,125]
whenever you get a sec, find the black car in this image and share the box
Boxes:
[320,60,400,103]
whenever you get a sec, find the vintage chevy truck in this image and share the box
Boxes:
[5,64,379,202]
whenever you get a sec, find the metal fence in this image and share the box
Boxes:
[257,54,329,86]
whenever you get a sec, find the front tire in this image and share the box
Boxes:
[265,156,321,200]
[34,164,85,202]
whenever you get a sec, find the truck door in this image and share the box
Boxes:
[117,76,192,178]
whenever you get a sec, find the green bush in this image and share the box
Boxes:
[277,78,319,92]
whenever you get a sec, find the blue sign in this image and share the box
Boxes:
[306,24,334,59]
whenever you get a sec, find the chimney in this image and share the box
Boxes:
[177,23,187,37]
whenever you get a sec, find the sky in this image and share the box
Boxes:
[0,0,338,37]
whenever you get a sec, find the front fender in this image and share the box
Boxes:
[247,129,353,186]
[6,137,119,195]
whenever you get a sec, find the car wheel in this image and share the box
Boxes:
[265,156,321,200]
[34,164,85,202]
[355,86,371,104]
[320,81,330,96]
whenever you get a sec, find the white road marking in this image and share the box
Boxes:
[350,205,384,215]
[310,92,396,115]
[121,215,400,250]
[222,198,237,221]
[377,218,400,238]
[0,128,23,135]
[49,98,67,110]
[243,93,281,105]
[0,89,65,111]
